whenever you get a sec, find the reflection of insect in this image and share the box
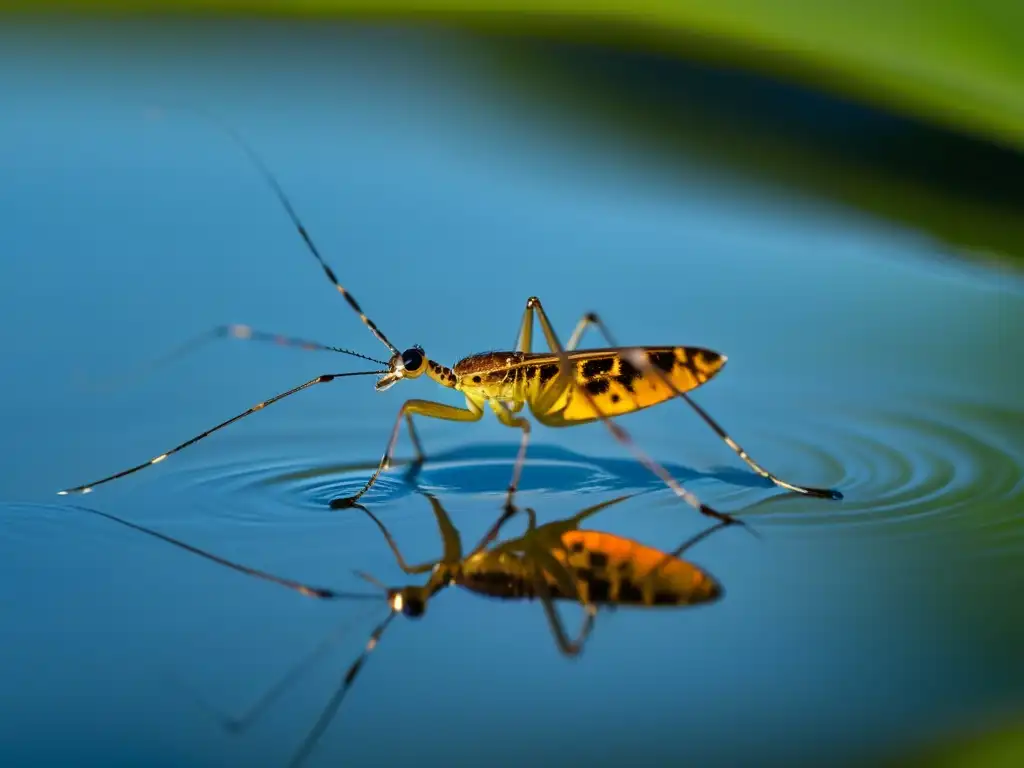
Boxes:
[66,491,727,768]
[57,121,842,523]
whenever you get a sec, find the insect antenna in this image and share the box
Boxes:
[187,108,401,357]
[79,323,388,394]
[288,611,400,768]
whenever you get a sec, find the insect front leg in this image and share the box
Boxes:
[331,398,484,509]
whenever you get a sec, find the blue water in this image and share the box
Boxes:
[1,17,1022,768]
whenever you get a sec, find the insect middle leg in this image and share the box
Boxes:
[534,571,598,657]
[330,398,484,508]
[561,311,842,500]
[489,400,532,510]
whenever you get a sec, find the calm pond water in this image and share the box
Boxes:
[2,17,1023,768]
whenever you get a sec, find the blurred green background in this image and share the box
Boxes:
[16,0,1024,152]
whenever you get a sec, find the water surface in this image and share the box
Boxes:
[1,17,1022,768]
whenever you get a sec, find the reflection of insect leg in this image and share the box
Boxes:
[513,504,594,646]
[533,567,598,657]
[352,491,465,572]
[567,312,841,500]
[522,297,739,526]
[330,399,484,509]
[641,519,733,595]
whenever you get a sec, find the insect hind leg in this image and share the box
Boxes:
[565,311,842,501]
[519,298,741,527]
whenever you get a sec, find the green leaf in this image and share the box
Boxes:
[13,1,1024,151]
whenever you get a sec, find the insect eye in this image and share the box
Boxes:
[403,595,426,618]
[401,347,424,371]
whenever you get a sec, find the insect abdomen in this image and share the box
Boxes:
[545,347,726,423]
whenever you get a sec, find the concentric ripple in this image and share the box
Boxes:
[741,395,1023,544]
[146,440,770,521]
[91,394,1022,549]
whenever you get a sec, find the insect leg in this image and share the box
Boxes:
[490,400,532,509]
[349,504,440,574]
[522,304,741,526]
[565,312,603,351]
[563,311,842,500]
[676,385,842,499]
[350,491,464,573]
[513,297,534,352]
[513,296,575,395]
[533,568,598,657]
[330,398,484,508]
[468,500,524,556]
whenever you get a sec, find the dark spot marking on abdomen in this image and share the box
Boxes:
[615,359,641,392]
[587,551,609,568]
[618,579,644,603]
[587,577,611,602]
[649,350,675,373]
[582,358,614,378]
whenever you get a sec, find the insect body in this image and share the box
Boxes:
[365,491,726,635]
[57,121,843,524]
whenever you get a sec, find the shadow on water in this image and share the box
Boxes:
[267,442,775,506]
[52,490,728,768]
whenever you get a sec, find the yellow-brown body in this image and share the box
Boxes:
[425,346,726,424]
